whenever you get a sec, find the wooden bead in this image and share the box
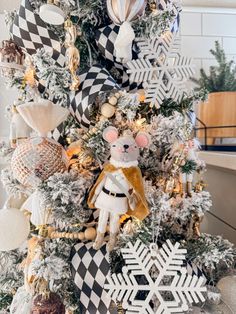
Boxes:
[84,227,97,240]
[78,232,85,241]
[101,103,116,118]
[115,92,121,99]
[108,96,118,106]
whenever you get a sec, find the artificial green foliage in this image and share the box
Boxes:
[186,234,236,284]
[159,90,208,117]
[192,41,236,92]
[0,293,13,311]
[181,159,197,175]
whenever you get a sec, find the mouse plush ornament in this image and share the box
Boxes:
[88,127,150,252]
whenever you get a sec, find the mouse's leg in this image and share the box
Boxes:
[107,212,120,252]
[93,208,108,250]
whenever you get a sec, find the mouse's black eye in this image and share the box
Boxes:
[112,145,116,147]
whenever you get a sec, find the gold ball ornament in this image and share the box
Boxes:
[84,227,97,240]
[217,276,236,310]
[101,103,116,118]
[108,96,118,106]
[11,138,68,187]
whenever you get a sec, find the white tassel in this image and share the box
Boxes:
[114,21,135,63]
[17,99,69,137]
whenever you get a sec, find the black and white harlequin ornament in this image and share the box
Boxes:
[95,24,140,91]
[10,0,66,67]
[71,242,117,314]
[70,65,120,129]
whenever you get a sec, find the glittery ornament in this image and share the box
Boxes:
[30,293,65,314]
[11,100,69,187]
[12,137,67,187]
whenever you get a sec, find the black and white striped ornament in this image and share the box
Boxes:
[95,24,140,91]
[70,65,120,129]
[10,0,66,67]
[71,242,117,314]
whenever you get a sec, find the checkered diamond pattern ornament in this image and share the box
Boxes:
[70,65,120,129]
[186,261,207,284]
[49,122,66,145]
[127,32,195,106]
[105,240,206,314]
[95,24,140,91]
[71,242,117,314]
[10,0,66,67]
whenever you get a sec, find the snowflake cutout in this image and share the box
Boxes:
[105,240,206,313]
[127,32,195,107]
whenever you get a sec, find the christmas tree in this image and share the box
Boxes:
[0,0,235,313]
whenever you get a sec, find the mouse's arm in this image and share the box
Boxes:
[91,176,107,204]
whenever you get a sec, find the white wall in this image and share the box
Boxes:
[181,6,236,76]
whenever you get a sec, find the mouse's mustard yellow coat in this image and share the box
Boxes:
[88,163,149,220]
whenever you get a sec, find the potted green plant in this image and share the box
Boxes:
[192,41,236,142]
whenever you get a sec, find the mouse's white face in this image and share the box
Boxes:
[110,136,140,162]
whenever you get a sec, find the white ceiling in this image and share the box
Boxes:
[0,0,236,13]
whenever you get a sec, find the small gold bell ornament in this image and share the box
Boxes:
[64,18,81,91]
[11,100,69,226]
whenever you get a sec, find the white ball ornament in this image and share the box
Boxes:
[101,103,116,118]
[0,208,30,251]
[217,276,236,310]
[39,2,65,25]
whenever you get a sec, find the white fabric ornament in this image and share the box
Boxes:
[10,106,32,148]
[106,0,146,62]
[21,190,53,226]
[114,21,135,62]
[17,100,68,138]
[217,276,236,311]
[0,207,30,251]
[10,286,33,314]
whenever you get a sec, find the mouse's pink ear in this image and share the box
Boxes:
[103,126,119,143]
[135,132,151,148]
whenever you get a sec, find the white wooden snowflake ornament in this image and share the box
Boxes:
[105,240,206,314]
[127,32,195,107]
